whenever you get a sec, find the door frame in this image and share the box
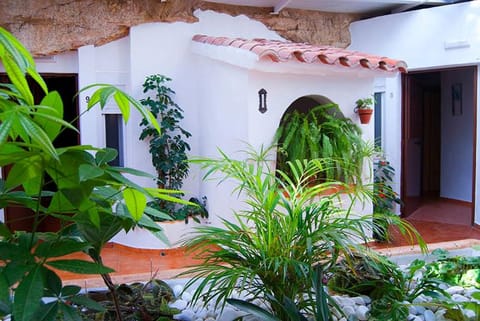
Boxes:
[401,66,477,225]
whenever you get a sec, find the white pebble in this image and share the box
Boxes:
[446,286,465,295]
[173,309,195,321]
[181,291,193,302]
[352,296,365,305]
[464,309,476,319]
[172,284,184,297]
[170,299,188,310]
[355,305,370,320]
[423,309,435,321]
[451,294,469,302]
[342,305,355,317]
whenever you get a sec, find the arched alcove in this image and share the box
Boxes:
[275,95,366,184]
[281,95,334,117]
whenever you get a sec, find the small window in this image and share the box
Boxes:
[105,114,124,166]
[374,92,383,149]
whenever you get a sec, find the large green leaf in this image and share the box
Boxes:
[0,116,13,145]
[113,91,130,122]
[0,243,23,260]
[32,302,58,321]
[1,53,33,105]
[13,265,44,321]
[0,28,45,96]
[60,285,81,296]
[0,222,11,239]
[68,295,105,312]
[95,148,117,166]
[17,113,58,159]
[80,83,160,133]
[59,303,83,321]
[46,259,114,274]
[35,239,89,258]
[0,273,10,306]
[34,91,64,140]
[5,155,43,191]
[78,164,104,182]
[47,190,75,213]
[123,187,147,221]
[44,268,62,296]
[107,166,155,178]
[75,212,127,253]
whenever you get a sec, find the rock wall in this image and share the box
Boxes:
[0,0,361,56]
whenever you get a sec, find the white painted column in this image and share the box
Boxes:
[77,45,104,148]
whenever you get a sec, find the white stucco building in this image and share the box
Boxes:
[1,8,412,248]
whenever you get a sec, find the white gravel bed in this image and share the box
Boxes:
[167,280,480,321]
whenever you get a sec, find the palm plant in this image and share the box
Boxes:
[182,145,425,320]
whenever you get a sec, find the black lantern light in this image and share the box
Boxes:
[258,88,267,113]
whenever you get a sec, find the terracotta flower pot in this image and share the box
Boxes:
[357,108,373,124]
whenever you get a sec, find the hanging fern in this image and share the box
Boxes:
[275,103,373,184]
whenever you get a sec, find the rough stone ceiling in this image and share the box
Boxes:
[2,0,465,57]
[206,0,468,14]
[0,0,364,56]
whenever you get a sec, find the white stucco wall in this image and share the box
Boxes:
[112,9,385,247]
[440,68,475,202]
[0,9,386,247]
[349,1,480,223]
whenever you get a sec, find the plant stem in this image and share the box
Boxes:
[94,254,124,321]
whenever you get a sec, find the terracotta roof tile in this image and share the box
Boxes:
[192,34,407,73]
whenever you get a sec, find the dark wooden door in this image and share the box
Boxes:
[1,74,79,232]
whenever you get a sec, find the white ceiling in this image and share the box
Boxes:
[205,0,463,15]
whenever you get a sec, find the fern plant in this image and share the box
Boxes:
[275,103,372,184]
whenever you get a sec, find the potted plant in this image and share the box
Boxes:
[354,97,374,124]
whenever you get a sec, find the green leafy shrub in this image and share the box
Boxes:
[139,74,191,191]
[373,157,402,242]
[329,254,447,321]
[275,103,373,184]
[425,248,480,288]
[139,74,208,223]
[80,279,180,320]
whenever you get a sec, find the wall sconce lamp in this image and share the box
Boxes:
[258,88,267,113]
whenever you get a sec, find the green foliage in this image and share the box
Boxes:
[227,265,332,321]
[139,74,191,191]
[373,157,402,241]
[80,279,180,320]
[424,248,480,288]
[182,145,421,321]
[0,27,183,321]
[355,97,374,110]
[275,103,372,184]
[139,74,208,223]
[329,254,447,321]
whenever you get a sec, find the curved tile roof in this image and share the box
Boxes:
[192,34,407,73]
